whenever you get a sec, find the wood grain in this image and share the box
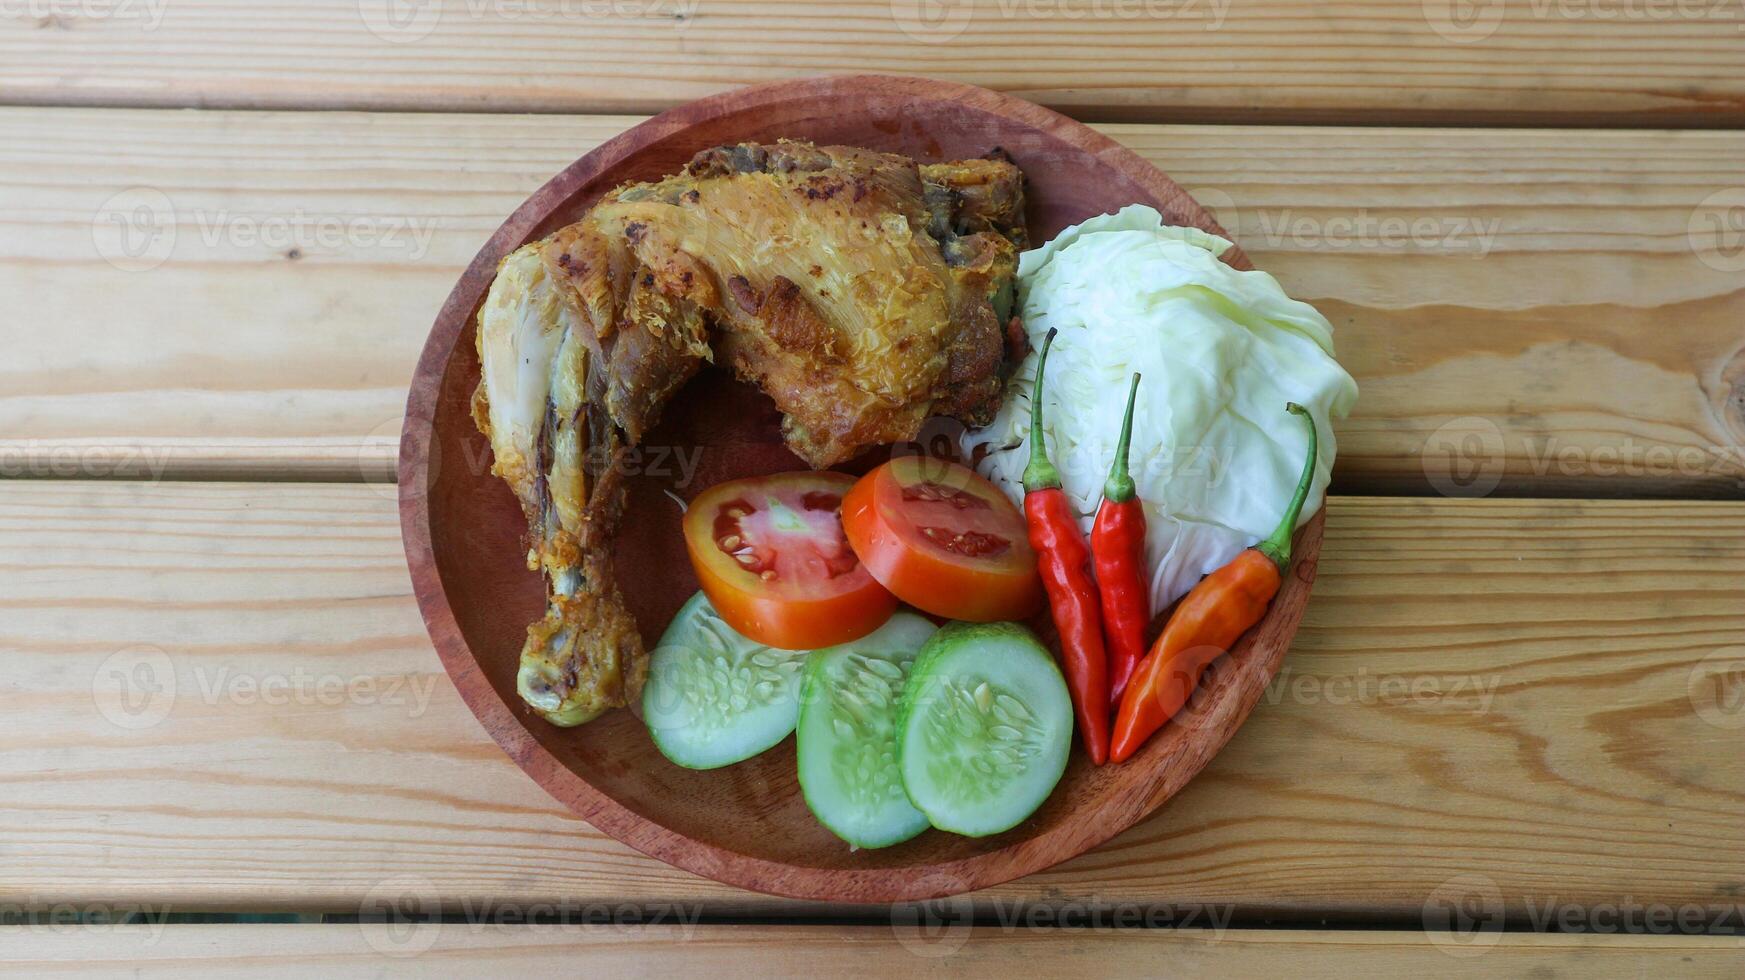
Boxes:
[4,925,1741,977]
[2,2,1743,125]
[4,481,1741,916]
[4,108,1740,493]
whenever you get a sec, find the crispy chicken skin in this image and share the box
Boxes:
[473,140,1027,726]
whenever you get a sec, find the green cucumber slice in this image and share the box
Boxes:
[641,592,809,769]
[896,622,1073,837]
[796,612,938,849]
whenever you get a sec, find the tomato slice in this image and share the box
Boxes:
[682,471,896,650]
[842,456,1043,622]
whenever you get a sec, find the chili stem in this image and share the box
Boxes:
[1103,372,1141,503]
[1022,328,1062,493]
[1255,402,1318,571]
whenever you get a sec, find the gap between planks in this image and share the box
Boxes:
[3,925,1740,977]
[2,0,1744,125]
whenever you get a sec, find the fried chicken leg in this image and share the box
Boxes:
[473,141,1028,726]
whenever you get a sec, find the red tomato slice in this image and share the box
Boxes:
[842,456,1042,622]
[683,471,896,650]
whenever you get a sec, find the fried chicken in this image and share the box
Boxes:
[473,140,1028,726]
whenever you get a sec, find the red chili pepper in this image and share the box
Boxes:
[1022,328,1110,766]
[1092,372,1149,710]
[1109,402,1319,764]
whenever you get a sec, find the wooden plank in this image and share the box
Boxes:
[4,108,1742,494]
[2,1,1743,124]
[3,925,1740,977]
[4,481,1742,916]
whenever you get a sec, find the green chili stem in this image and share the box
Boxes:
[1256,402,1318,571]
[1022,328,1063,493]
[1103,372,1142,503]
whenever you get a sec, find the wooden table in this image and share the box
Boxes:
[3,3,1743,973]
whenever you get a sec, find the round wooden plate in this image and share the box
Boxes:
[399,74,1322,903]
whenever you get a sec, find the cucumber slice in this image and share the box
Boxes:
[641,591,809,769]
[896,622,1073,837]
[796,612,938,849]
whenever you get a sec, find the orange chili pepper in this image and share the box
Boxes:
[1109,402,1318,764]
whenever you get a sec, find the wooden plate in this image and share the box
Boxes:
[399,74,1322,903]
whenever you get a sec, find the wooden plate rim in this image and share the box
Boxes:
[399,73,1313,903]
